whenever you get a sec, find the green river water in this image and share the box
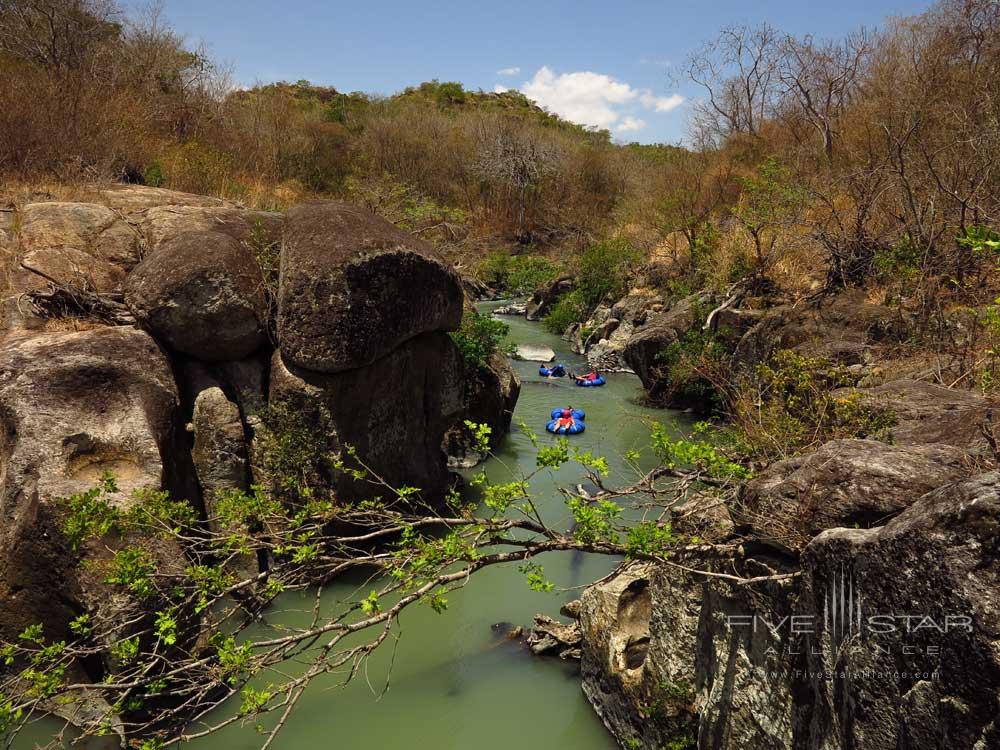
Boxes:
[16,303,688,750]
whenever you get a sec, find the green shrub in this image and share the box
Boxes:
[874,234,923,280]
[450,310,511,368]
[543,290,587,334]
[655,326,728,409]
[733,349,896,460]
[477,252,560,294]
[577,238,641,307]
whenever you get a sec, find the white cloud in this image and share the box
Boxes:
[512,66,684,132]
[616,116,647,133]
[496,67,521,76]
[639,92,685,113]
[493,84,510,93]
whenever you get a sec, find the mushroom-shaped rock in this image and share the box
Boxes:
[125,230,269,361]
[277,201,464,373]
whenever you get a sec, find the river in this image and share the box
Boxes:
[15,303,688,750]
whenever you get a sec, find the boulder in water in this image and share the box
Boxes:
[513,344,555,362]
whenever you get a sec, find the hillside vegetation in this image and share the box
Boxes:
[3,0,1000,382]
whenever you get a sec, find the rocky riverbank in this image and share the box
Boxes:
[0,185,519,727]
[543,273,1000,749]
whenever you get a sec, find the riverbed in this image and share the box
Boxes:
[15,304,688,750]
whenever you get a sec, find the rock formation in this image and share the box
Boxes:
[0,186,519,731]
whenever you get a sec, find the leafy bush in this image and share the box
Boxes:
[577,239,642,308]
[655,326,729,409]
[733,349,895,460]
[477,252,560,294]
[543,290,587,334]
[450,310,511,368]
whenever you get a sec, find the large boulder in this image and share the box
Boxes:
[0,327,181,536]
[580,558,795,750]
[796,473,1000,749]
[10,202,140,296]
[623,293,709,396]
[269,332,465,499]
[277,201,463,373]
[734,289,907,370]
[141,205,283,252]
[97,184,230,213]
[0,326,188,684]
[124,230,269,361]
[833,378,997,455]
[736,439,972,553]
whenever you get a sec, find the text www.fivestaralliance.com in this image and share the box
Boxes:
[757,670,941,681]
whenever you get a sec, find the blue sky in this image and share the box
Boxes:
[136,0,931,144]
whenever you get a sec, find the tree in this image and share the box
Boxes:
[685,23,783,145]
[0,417,769,750]
[731,157,806,275]
[471,116,559,243]
[777,31,871,160]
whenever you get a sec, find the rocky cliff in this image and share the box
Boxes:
[575,284,1000,750]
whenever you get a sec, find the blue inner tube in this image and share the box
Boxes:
[550,408,585,420]
[575,375,606,387]
[539,364,567,377]
[546,418,585,435]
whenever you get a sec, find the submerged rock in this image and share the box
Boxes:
[526,614,582,659]
[277,200,463,373]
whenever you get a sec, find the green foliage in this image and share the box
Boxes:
[450,310,511,368]
[187,565,235,613]
[239,686,274,716]
[477,253,560,294]
[577,239,642,308]
[655,317,729,408]
[567,496,622,544]
[625,522,677,559]
[957,225,1000,258]
[735,349,896,459]
[519,563,555,593]
[650,422,749,479]
[211,634,254,685]
[111,637,139,665]
[105,548,157,598]
[543,289,588,334]
[154,610,178,647]
[874,234,923,280]
[255,400,336,494]
[732,157,805,269]
[59,473,120,550]
[465,421,493,455]
[143,161,164,187]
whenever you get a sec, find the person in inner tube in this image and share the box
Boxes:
[571,370,600,383]
[554,407,576,431]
